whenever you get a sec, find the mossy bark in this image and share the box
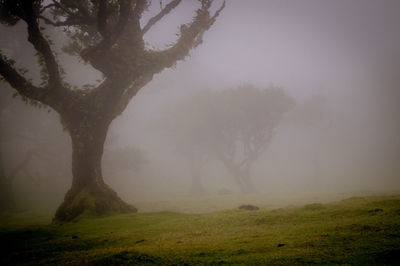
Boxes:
[54,183,136,222]
[54,116,136,222]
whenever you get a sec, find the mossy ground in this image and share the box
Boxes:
[1,194,400,265]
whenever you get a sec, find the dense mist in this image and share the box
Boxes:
[1,0,400,212]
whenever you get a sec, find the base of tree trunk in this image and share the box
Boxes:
[53,184,137,222]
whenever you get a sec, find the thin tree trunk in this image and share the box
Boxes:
[240,167,255,193]
[225,165,255,194]
[54,117,136,222]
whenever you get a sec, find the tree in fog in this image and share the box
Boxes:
[210,86,294,192]
[0,0,225,221]
[167,86,294,193]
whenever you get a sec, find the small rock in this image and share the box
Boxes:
[239,204,259,211]
[277,243,285,247]
[72,235,78,239]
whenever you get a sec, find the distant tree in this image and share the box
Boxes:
[210,86,295,192]
[0,0,225,221]
[166,86,295,193]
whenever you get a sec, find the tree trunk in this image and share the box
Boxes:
[227,165,255,194]
[240,168,255,193]
[54,117,136,222]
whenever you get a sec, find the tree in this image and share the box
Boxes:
[165,86,295,193]
[0,0,225,221]
[210,86,294,192]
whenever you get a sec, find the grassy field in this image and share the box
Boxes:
[0,194,400,265]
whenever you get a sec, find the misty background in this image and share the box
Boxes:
[1,0,400,211]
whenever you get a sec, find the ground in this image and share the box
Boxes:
[0,194,400,265]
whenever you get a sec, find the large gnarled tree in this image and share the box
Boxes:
[0,0,225,221]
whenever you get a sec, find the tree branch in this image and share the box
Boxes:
[0,54,48,103]
[97,0,108,37]
[142,0,181,35]
[21,2,62,88]
[39,14,94,27]
[113,72,154,117]
[107,0,133,47]
[80,0,134,76]
[148,0,225,71]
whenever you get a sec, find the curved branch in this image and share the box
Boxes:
[142,0,181,35]
[39,14,95,27]
[0,54,48,103]
[80,0,134,76]
[21,2,62,88]
[97,0,108,37]
[147,0,225,71]
[113,73,154,117]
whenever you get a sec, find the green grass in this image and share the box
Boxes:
[1,195,400,265]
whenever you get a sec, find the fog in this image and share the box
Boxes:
[1,0,400,212]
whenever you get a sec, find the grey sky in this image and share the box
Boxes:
[141,0,400,100]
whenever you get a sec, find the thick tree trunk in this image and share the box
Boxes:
[54,117,136,222]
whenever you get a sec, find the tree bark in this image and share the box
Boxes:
[54,115,136,222]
